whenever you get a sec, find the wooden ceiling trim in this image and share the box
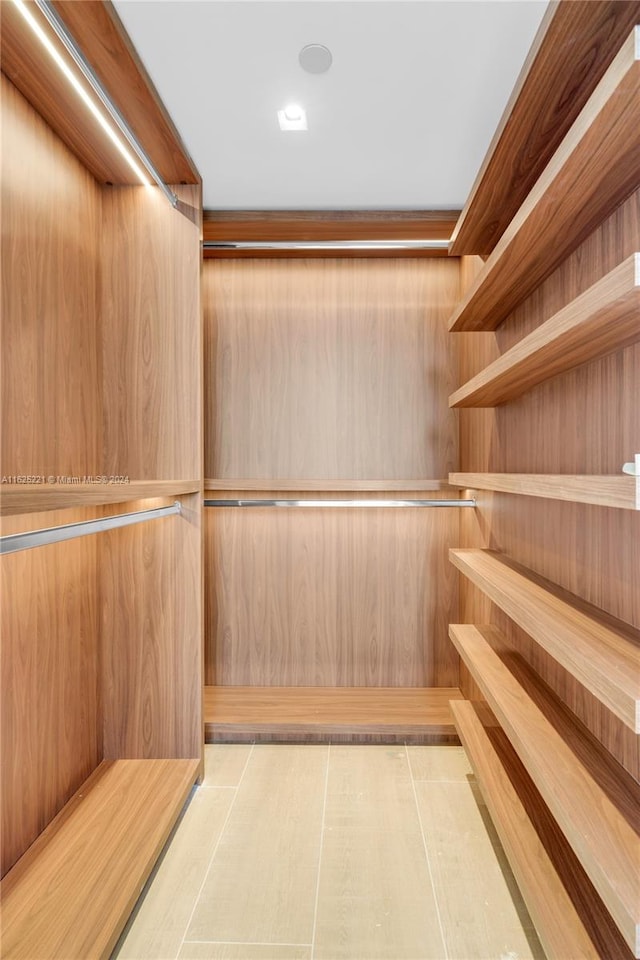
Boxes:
[0,0,199,185]
[449,0,640,256]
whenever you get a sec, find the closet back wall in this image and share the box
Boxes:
[203,258,460,687]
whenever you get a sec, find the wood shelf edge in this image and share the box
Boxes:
[448,472,638,510]
[450,700,601,960]
[0,480,201,516]
[204,478,456,492]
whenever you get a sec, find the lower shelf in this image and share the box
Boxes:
[205,686,463,743]
[1,758,199,960]
[451,700,632,960]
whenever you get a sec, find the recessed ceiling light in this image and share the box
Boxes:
[299,44,333,74]
[277,104,307,131]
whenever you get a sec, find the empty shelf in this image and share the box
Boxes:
[204,478,455,492]
[0,480,201,516]
[449,472,639,510]
[450,549,640,732]
[448,27,640,332]
[449,255,640,405]
[451,700,607,960]
[0,758,199,960]
[204,686,463,743]
[449,624,640,957]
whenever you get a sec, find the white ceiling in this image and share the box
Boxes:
[114,0,548,210]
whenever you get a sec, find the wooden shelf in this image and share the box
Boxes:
[0,758,199,960]
[0,480,201,516]
[204,479,454,492]
[449,549,640,732]
[449,255,640,404]
[451,700,614,960]
[449,624,640,957]
[448,27,640,332]
[204,686,463,744]
[449,472,639,511]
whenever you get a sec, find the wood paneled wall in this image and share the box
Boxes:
[203,258,460,687]
[457,187,640,778]
[101,183,202,482]
[1,74,102,478]
[204,259,459,481]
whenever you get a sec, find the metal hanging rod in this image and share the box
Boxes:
[0,501,182,556]
[202,240,450,252]
[33,0,178,208]
[204,499,476,508]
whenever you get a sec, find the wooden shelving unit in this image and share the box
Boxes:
[204,686,463,744]
[0,758,199,960]
[0,480,201,516]
[449,624,640,957]
[449,549,640,732]
[204,478,455,492]
[451,700,626,960]
[448,27,640,332]
[449,254,640,405]
[449,472,639,511]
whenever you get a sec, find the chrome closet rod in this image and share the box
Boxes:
[0,501,182,556]
[204,499,476,508]
[203,239,450,252]
[34,0,179,208]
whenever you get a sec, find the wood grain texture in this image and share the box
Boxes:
[52,0,199,183]
[449,473,638,510]
[206,505,459,689]
[203,210,458,258]
[450,1,640,255]
[1,74,101,479]
[204,258,459,481]
[204,479,455,492]
[451,549,640,732]
[204,686,462,743]
[101,183,202,481]
[0,507,100,876]
[449,624,640,957]
[450,253,640,405]
[452,700,632,960]
[0,481,200,516]
[449,26,640,331]
[0,759,198,960]
[101,493,202,760]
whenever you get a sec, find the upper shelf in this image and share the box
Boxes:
[448,26,640,332]
[449,254,640,405]
[449,472,639,511]
[204,479,456,492]
[0,480,201,516]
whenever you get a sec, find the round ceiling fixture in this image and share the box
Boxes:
[299,44,333,74]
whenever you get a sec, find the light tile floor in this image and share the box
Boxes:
[113,745,544,960]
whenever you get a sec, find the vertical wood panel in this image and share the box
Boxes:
[457,189,640,777]
[204,259,459,481]
[0,74,101,478]
[0,509,100,876]
[101,184,201,481]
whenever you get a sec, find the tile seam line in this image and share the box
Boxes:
[181,940,313,947]
[176,743,256,958]
[405,743,450,960]
[309,742,331,960]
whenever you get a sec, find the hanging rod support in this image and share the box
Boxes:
[1,501,182,556]
[204,499,476,508]
[33,0,178,207]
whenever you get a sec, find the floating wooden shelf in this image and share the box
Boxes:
[204,479,454,492]
[0,758,199,960]
[451,700,616,960]
[204,686,463,744]
[0,480,201,516]
[449,624,640,957]
[449,255,640,404]
[449,549,640,732]
[448,27,640,332]
[449,472,639,511]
